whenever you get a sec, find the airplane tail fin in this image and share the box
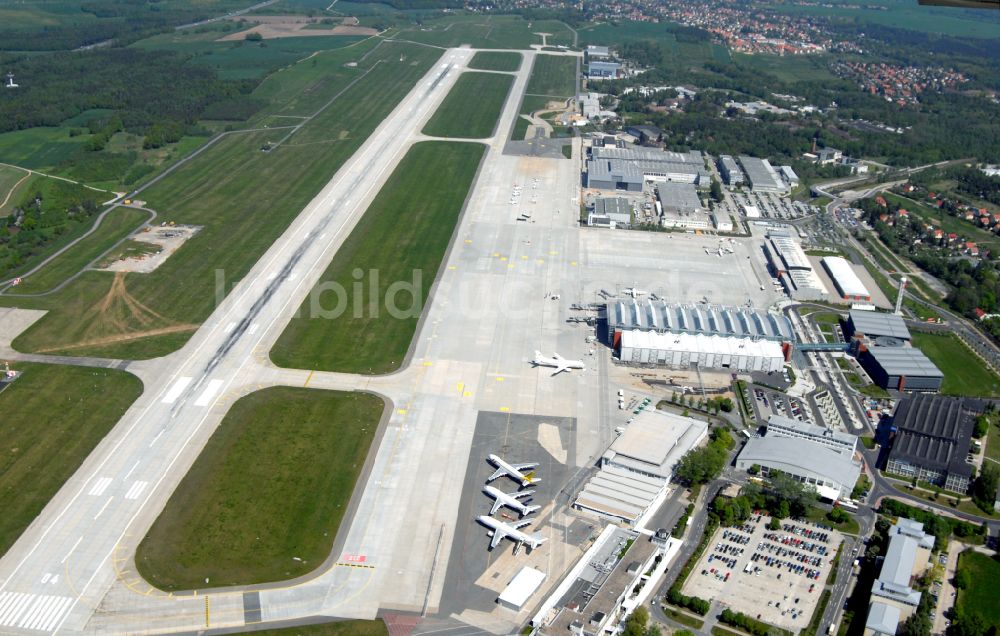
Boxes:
[523,471,540,485]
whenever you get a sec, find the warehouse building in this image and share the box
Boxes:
[575,409,708,524]
[884,395,978,493]
[844,309,911,342]
[717,155,745,185]
[586,159,644,191]
[764,230,828,300]
[657,182,707,229]
[588,147,710,184]
[600,409,709,481]
[606,300,794,344]
[588,60,620,78]
[711,211,733,232]
[738,156,787,193]
[617,331,786,372]
[592,197,632,225]
[857,346,943,392]
[865,518,934,636]
[779,165,800,186]
[735,416,861,501]
[586,45,610,60]
[822,256,872,303]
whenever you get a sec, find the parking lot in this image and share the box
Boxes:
[730,191,820,222]
[682,515,843,631]
[750,385,814,424]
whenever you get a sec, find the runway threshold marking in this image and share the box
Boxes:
[194,379,224,407]
[161,376,192,404]
[124,481,148,500]
[0,592,73,632]
[87,477,112,497]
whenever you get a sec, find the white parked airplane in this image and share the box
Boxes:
[532,351,585,375]
[622,286,648,298]
[477,515,547,554]
[483,485,540,517]
[487,453,540,487]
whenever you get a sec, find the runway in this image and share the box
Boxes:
[0,47,533,635]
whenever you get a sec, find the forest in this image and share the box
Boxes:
[0,0,249,51]
[0,48,260,138]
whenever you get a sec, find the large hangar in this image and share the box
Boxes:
[821,256,872,303]
[606,300,794,344]
[617,331,786,372]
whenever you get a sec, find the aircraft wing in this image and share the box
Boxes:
[511,463,538,471]
[511,490,534,499]
[553,353,564,361]
[490,499,503,515]
[513,519,533,530]
[550,363,569,375]
[490,527,507,549]
[486,468,507,482]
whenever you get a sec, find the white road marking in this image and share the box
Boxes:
[149,430,164,447]
[124,481,148,501]
[223,322,236,334]
[160,376,192,404]
[288,272,298,281]
[248,323,260,335]
[93,497,113,520]
[123,460,140,481]
[194,379,224,407]
[87,477,112,497]
[60,537,83,565]
[0,593,73,632]
[319,233,327,239]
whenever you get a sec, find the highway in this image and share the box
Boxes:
[0,48,485,635]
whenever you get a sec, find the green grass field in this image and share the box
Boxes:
[422,72,512,139]
[911,332,1000,397]
[524,54,577,98]
[733,53,835,83]
[771,0,1000,39]
[955,550,1000,626]
[0,127,92,172]
[132,31,368,80]
[391,14,574,49]
[6,42,443,359]
[9,206,149,295]
[577,21,726,71]
[233,620,387,636]
[467,51,521,72]
[0,165,31,215]
[0,363,142,557]
[271,141,485,373]
[135,387,384,590]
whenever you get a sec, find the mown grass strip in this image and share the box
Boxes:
[271,141,485,374]
[136,387,384,590]
[0,363,142,557]
[468,51,522,72]
[422,72,513,139]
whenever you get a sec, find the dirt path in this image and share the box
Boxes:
[35,325,198,354]
[0,167,31,210]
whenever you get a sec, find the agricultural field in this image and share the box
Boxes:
[389,14,574,49]
[468,51,522,72]
[271,141,485,374]
[910,332,1000,397]
[422,72,513,139]
[5,41,443,359]
[8,206,150,295]
[0,363,143,557]
[135,387,384,590]
[733,53,836,83]
[524,54,578,98]
[0,127,94,173]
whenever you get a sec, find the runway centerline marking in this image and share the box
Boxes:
[60,537,83,565]
[93,497,113,520]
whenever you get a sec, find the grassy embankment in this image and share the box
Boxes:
[136,387,384,590]
[4,41,442,360]
[0,363,142,557]
[271,141,486,374]
[911,332,1000,397]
